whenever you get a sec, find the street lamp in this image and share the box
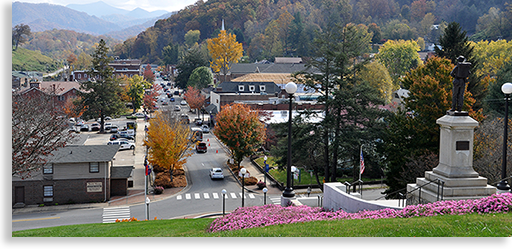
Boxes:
[221,189,227,216]
[283,82,297,198]
[264,155,268,186]
[498,83,512,191]
[240,168,247,207]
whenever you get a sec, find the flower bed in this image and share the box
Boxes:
[208,193,512,233]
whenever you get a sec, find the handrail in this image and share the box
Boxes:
[376,178,445,207]
[344,179,364,196]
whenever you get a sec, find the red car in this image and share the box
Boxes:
[196,142,207,153]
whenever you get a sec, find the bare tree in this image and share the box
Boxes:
[12,90,75,179]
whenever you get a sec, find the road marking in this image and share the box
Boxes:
[176,195,182,200]
[212,193,219,199]
[12,217,60,222]
[203,193,210,199]
[194,193,200,199]
[185,193,191,200]
[102,206,130,223]
[248,193,255,199]
[230,193,237,199]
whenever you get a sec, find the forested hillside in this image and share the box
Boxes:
[113,0,512,63]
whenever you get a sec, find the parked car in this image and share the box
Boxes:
[107,140,135,150]
[75,120,84,126]
[90,123,101,131]
[201,125,210,133]
[110,125,119,133]
[209,168,224,180]
[180,100,187,105]
[80,124,89,131]
[104,123,112,131]
[110,133,134,141]
[174,105,181,111]
[194,118,203,126]
[134,113,146,118]
[174,90,179,95]
[68,126,80,133]
[170,97,175,102]
[196,142,207,153]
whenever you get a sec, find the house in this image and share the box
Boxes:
[12,71,43,90]
[210,81,282,113]
[14,81,82,111]
[12,145,133,207]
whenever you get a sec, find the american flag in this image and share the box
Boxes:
[360,147,365,175]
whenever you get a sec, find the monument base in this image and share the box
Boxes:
[406,114,496,205]
[407,171,496,205]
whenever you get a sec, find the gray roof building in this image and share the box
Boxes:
[48,144,120,163]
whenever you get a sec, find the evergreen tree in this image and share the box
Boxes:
[75,39,124,132]
[175,47,209,89]
[435,22,485,110]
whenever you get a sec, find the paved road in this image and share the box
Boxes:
[12,79,266,231]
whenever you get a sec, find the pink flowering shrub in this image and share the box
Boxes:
[208,193,512,232]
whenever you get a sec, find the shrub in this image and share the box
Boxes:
[257,180,266,189]
[154,186,164,195]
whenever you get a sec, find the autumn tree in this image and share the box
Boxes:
[123,75,150,113]
[143,64,155,83]
[375,39,422,85]
[144,110,194,184]
[358,60,395,103]
[143,84,161,113]
[214,103,266,169]
[207,29,244,82]
[183,86,206,119]
[12,24,31,50]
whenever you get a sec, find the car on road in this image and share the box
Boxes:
[170,97,175,102]
[196,142,207,153]
[107,140,135,150]
[180,100,187,105]
[174,105,181,111]
[195,118,203,126]
[134,113,146,118]
[209,168,224,180]
[201,125,210,133]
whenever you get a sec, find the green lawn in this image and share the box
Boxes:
[12,213,512,237]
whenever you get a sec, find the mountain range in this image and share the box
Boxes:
[12,1,173,40]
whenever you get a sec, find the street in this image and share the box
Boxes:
[12,78,269,231]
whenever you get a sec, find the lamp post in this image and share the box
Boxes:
[263,187,268,205]
[240,168,247,207]
[264,155,268,186]
[283,82,297,198]
[221,189,227,216]
[498,83,512,191]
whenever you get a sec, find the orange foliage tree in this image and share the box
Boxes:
[183,86,205,119]
[144,110,194,183]
[214,103,266,169]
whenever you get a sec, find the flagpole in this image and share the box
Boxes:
[359,145,362,181]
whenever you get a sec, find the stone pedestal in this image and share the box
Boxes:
[407,114,496,204]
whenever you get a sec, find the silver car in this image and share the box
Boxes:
[209,168,224,180]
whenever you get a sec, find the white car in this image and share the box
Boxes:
[201,125,210,133]
[209,168,224,180]
[134,113,146,118]
[180,100,187,105]
[107,140,135,150]
[174,105,181,111]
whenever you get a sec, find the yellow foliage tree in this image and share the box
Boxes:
[207,30,244,82]
[144,110,194,181]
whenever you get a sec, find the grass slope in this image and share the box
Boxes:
[12,47,60,72]
[12,213,512,237]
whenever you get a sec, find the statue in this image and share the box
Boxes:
[449,56,471,113]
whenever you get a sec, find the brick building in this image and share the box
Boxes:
[12,145,133,207]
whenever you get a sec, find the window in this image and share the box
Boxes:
[259,85,266,92]
[249,85,255,92]
[77,74,81,79]
[84,73,87,79]
[43,164,53,174]
[90,162,99,173]
[238,85,244,92]
[43,186,53,197]
[57,95,65,101]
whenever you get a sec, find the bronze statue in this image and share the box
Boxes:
[450,56,471,112]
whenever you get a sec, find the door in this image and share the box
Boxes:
[15,186,24,204]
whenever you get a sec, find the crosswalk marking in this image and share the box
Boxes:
[270,197,281,205]
[176,192,259,201]
[102,206,130,223]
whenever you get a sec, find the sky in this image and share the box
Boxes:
[12,0,199,12]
